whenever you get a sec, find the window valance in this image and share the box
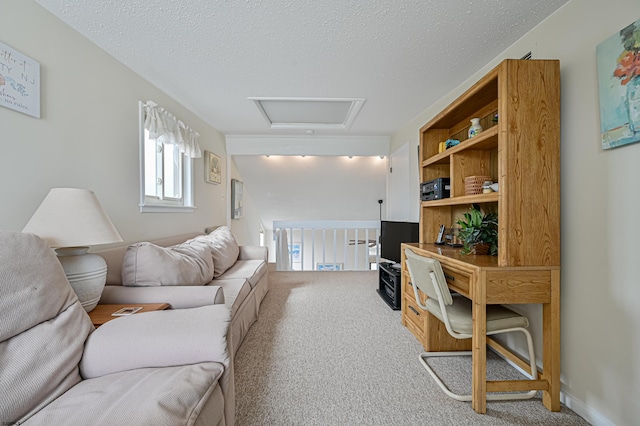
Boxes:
[143,101,201,158]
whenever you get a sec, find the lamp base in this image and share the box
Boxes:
[56,247,107,312]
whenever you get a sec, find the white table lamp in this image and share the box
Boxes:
[23,188,123,312]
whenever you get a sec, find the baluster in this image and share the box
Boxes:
[289,227,293,270]
[365,228,370,270]
[333,228,337,269]
[300,227,305,271]
[310,229,314,271]
[343,228,348,271]
[355,228,359,270]
[322,228,326,265]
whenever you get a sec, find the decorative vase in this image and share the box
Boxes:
[627,75,640,134]
[468,118,483,138]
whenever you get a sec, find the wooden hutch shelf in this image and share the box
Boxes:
[421,192,499,207]
[417,59,560,267]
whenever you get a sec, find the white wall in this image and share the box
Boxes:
[391,1,640,424]
[0,1,228,243]
[227,156,263,247]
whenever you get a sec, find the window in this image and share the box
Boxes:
[139,101,197,212]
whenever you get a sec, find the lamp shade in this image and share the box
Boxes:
[23,188,122,312]
[22,188,122,248]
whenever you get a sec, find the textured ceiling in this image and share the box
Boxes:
[35,0,569,137]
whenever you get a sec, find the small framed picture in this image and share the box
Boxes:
[111,306,142,316]
[205,151,221,184]
[231,178,243,219]
[316,263,344,271]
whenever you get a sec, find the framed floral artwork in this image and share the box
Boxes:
[596,18,640,149]
[204,151,221,184]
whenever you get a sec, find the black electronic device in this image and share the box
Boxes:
[380,220,419,264]
[377,262,402,310]
[420,178,450,201]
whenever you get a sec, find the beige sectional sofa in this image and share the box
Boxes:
[95,226,270,356]
[1,231,233,426]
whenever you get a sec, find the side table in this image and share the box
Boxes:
[88,303,170,327]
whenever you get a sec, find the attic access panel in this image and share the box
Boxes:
[249,97,365,129]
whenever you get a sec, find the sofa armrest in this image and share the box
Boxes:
[239,245,268,261]
[80,304,231,379]
[100,285,224,308]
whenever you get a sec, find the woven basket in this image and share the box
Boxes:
[472,242,491,255]
[464,175,492,195]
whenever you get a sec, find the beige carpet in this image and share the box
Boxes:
[234,271,589,426]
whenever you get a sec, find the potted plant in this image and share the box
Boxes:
[456,204,498,255]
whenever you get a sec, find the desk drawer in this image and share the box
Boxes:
[442,266,470,297]
[404,295,426,335]
[404,278,428,305]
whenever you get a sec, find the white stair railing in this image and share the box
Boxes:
[273,220,380,271]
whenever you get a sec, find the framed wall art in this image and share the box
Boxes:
[0,42,40,118]
[596,18,640,149]
[316,263,344,271]
[204,151,221,184]
[231,178,243,219]
[288,243,301,263]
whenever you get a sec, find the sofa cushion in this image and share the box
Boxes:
[218,259,267,289]
[98,233,203,286]
[121,242,214,286]
[24,363,225,426]
[194,226,240,278]
[0,231,93,424]
[215,278,252,316]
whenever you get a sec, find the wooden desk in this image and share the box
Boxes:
[401,243,560,414]
[89,303,171,327]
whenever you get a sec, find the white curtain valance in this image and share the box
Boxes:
[144,101,202,158]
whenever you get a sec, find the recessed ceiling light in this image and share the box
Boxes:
[248,97,365,130]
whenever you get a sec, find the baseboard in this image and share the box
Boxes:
[489,347,614,426]
[560,391,615,426]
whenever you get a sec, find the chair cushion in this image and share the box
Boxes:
[23,363,225,426]
[425,294,529,336]
[0,231,93,424]
[121,241,214,286]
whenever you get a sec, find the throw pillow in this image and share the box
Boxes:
[195,226,240,278]
[122,242,214,286]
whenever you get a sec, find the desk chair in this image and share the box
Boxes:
[404,248,537,402]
